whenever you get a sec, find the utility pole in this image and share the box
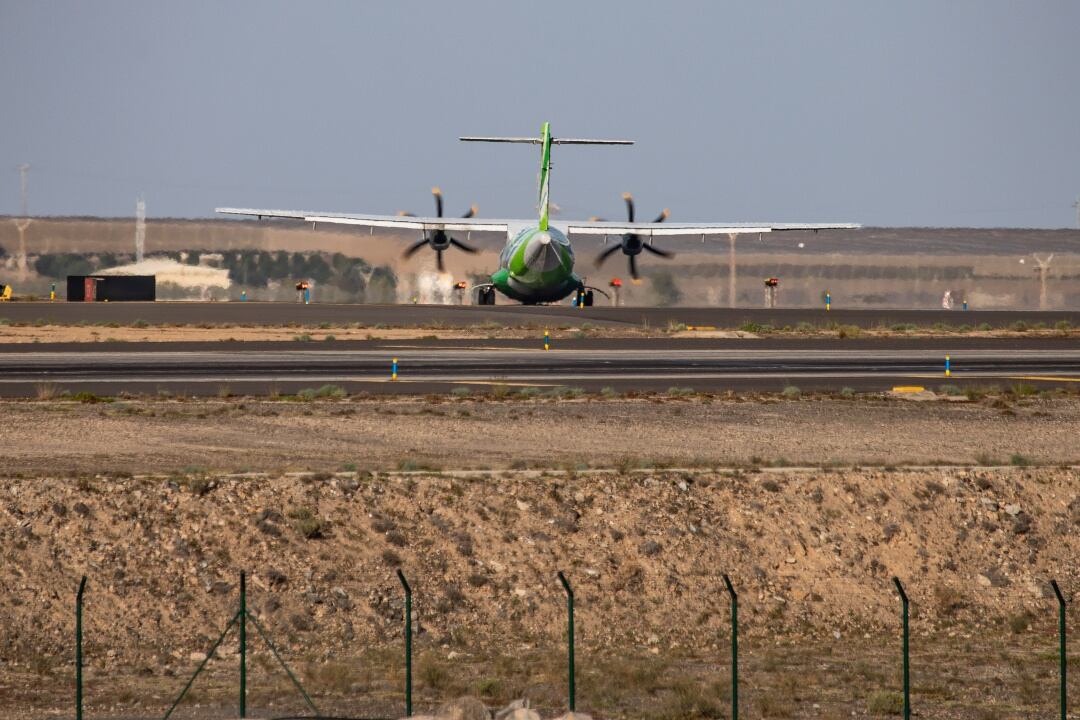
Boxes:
[1033,253,1054,310]
[17,163,30,217]
[15,164,32,281]
[1073,195,1079,230]
[727,233,738,308]
[14,218,31,280]
[135,196,146,262]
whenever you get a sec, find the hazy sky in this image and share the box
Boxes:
[2,1,1079,227]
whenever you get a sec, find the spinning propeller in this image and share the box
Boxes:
[400,187,479,272]
[593,193,673,280]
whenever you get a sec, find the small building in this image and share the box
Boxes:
[67,275,156,302]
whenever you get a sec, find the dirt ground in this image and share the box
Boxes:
[2,394,1080,475]
[1,464,1078,719]
[0,322,557,344]
[0,319,1076,343]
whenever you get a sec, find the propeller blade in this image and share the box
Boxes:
[461,204,478,219]
[643,243,674,258]
[403,238,429,258]
[436,249,445,272]
[622,192,635,222]
[594,244,622,267]
[432,187,443,218]
[653,208,670,223]
[629,254,639,280]
[449,238,478,253]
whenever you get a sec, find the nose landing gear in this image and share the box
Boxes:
[573,288,595,307]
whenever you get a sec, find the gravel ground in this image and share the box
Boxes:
[1,394,1079,475]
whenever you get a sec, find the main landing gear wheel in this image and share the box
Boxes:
[575,289,594,307]
[477,287,496,305]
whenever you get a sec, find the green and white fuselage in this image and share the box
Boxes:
[490,225,577,303]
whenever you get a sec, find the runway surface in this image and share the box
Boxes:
[2,337,1078,396]
[3,301,1080,329]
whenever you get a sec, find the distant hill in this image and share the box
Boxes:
[2,217,1078,308]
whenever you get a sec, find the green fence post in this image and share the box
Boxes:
[397,569,413,718]
[1051,580,1067,720]
[239,571,247,719]
[557,571,575,713]
[722,574,738,720]
[892,577,910,720]
[76,576,87,720]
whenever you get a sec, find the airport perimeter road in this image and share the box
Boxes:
[3,301,1080,329]
[2,343,1080,396]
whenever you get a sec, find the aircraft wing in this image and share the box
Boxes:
[216,207,510,234]
[564,221,860,237]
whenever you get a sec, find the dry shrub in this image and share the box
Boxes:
[311,661,359,694]
[418,652,451,692]
[758,691,795,718]
[35,382,60,400]
[654,680,725,719]
[934,584,967,616]
[867,690,903,715]
[287,506,327,539]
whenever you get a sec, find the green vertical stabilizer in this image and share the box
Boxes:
[538,122,552,231]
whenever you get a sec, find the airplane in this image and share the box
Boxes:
[217,122,859,305]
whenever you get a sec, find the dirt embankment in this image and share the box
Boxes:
[2,467,1079,718]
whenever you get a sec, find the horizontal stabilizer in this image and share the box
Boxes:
[552,138,634,145]
[460,136,542,144]
[460,136,633,145]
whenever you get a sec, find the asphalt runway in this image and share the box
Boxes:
[3,301,1080,329]
[2,338,1079,396]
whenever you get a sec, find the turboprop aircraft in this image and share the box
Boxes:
[217,122,859,305]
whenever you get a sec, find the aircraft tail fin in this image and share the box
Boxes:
[460,123,633,231]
